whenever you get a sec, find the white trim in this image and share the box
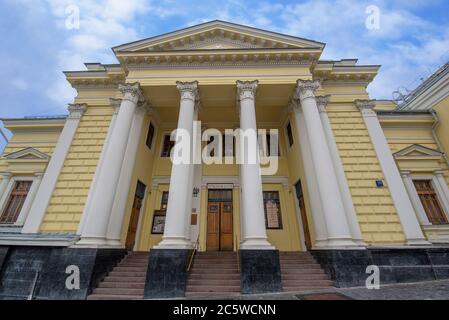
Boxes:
[22,105,86,234]
[0,175,38,227]
[15,173,44,226]
[358,102,429,245]
[401,172,431,225]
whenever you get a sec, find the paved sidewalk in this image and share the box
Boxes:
[182,280,449,300]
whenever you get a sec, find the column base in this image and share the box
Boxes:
[240,237,275,250]
[74,236,122,249]
[106,239,126,248]
[154,236,194,250]
[324,237,362,249]
[312,239,329,249]
[406,238,432,246]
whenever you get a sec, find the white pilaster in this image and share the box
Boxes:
[237,80,273,250]
[156,81,199,249]
[15,173,44,226]
[401,171,430,225]
[295,80,356,248]
[356,100,429,245]
[0,173,12,198]
[77,99,121,235]
[290,103,328,248]
[434,171,449,209]
[106,104,149,246]
[22,104,87,234]
[77,83,145,247]
[316,95,365,246]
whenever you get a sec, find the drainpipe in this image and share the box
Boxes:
[430,109,449,166]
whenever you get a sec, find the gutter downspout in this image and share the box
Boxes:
[430,109,449,166]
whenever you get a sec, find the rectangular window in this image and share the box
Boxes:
[414,180,448,225]
[146,122,155,150]
[286,122,294,148]
[151,191,169,234]
[0,181,32,224]
[160,134,175,157]
[259,132,280,157]
[263,191,283,229]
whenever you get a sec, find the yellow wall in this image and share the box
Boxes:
[434,96,449,157]
[327,104,405,244]
[40,106,113,232]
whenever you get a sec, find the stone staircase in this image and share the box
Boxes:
[185,251,241,298]
[280,251,333,292]
[87,251,149,300]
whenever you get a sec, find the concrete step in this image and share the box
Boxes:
[109,271,147,277]
[87,294,143,300]
[99,282,145,289]
[92,288,144,296]
[282,274,328,281]
[190,268,239,274]
[282,280,333,287]
[104,276,146,283]
[185,292,241,298]
[113,266,147,272]
[189,274,241,281]
[186,285,241,293]
[193,263,238,269]
[187,279,241,286]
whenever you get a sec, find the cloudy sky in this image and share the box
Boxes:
[1,0,449,150]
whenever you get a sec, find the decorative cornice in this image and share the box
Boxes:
[295,80,320,101]
[355,99,377,117]
[176,81,200,103]
[67,103,87,119]
[118,82,145,104]
[316,95,331,113]
[236,80,258,101]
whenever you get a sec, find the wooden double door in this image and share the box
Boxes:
[207,189,233,251]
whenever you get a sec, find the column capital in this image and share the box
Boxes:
[434,170,445,177]
[176,81,199,103]
[67,103,87,119]
[0,172,12,178]
[295,80,320,101]
[288,99,301,113]
[355,99,377,117]
[316,95,331,113]
[400,170,412,177]
[236,80,258,101]
[119,82,145,105]
[110,98,122,114]
[34,172,45,178]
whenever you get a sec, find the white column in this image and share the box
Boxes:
[237,80,273,250]
[432,171,449,216]
[156,81,199,249]
[295,80,356,248]
[316,95,365,246]
[290,103,328,248]
[356,100,429,245]
[15,173,44,226]
[401,171,430,225]
[77,99,121,235]
[22,104,87,234]
[434,171,449,208]
[77,83,145,246]
[106,104,150,246]
[0,173,12,197]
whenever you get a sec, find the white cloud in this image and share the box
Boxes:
[11,79,28,91]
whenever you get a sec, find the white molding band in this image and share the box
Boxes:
[356,100,429,245]
[317,96,365,246]
[21,104,87,234]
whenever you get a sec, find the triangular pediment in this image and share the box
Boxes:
[394,144,444,158]
[113,20,325,53]
[5,148,50,160]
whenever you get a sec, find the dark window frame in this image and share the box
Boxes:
[263,191,284,230]
[145,122,156,150]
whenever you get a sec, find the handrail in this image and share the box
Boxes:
[27,271,39,300]
[235,234,240,273]
[186,235,200,272]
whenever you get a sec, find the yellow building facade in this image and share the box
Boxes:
[1,21,449,300]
